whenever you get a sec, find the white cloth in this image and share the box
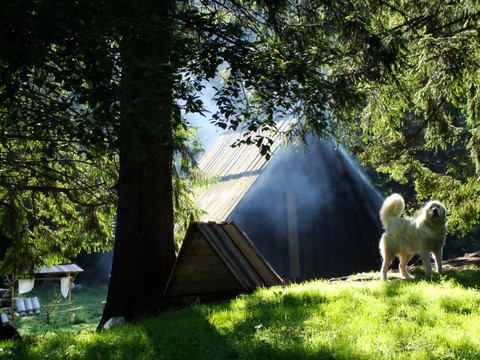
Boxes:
[60,277,72,298]
[18,278,35,294]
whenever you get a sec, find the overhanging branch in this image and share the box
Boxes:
[0,180,113,208]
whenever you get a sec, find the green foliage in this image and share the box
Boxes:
[0,1,210,271]
[0,140,117,274]
[172,126,212,247]
[0,0,120,272]
[182,0,480,238]
[334,1,480,232]
[5,271,480,359]
[203,0,480,235]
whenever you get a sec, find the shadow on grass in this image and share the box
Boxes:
[377,268,480,301]
[441,268,480,289]
[8,305,237,360]
[407,267,480,289]
[2,291,356,360]
[89,307,238,360]
[216,291,367,360]
[384,266,480,288]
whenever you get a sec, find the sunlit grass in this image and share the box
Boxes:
[208,275,480,360]
[2,270,480,359]
[7,284,107,338]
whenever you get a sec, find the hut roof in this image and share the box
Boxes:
[196,120,292,222]
[36,264,83,275]
[164,222,283,299]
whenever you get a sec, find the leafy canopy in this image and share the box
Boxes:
[331,1,480,231]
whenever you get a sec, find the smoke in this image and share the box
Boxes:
[226,135,383,279]
[338,146,383,199]
[183,80,222,153]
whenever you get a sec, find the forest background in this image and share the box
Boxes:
[0,0,479,325]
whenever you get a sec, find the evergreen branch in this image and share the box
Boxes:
[0,180,113,208]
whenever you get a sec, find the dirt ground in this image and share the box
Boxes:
[443,251,480,271]
[329,251,480,282]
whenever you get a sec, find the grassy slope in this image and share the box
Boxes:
[2,270,480,360]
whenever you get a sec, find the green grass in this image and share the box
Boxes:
[2,270,480,359]
[3,284,106,337]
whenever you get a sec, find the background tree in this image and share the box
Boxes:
[330,1,480,232]
[0,0,119,273]
[0,0,204,274]
[0,0,203,269]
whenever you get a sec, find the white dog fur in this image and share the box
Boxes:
[379,193,447,280]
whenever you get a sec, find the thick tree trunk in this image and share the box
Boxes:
[99,0,176,328]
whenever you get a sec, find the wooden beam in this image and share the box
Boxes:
[286,188,301,278]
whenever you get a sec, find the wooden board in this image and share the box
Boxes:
[164,227,242,297]
[199,223,263,288]
[164,222,283,299]
[222,223,283,286]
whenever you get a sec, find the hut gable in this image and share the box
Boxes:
[164,222,283,299]
[196,130,384,280]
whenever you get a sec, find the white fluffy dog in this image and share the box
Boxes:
[379,193,447,280]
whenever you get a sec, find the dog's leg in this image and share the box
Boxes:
[432,248,443,274]
[379,235,392,280]
[398,253,413,279]
[420,252,433,276]
[380,252,394,281]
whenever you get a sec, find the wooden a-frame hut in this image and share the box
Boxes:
[164,221,283,300]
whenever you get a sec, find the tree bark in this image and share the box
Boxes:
[99,0,176,328]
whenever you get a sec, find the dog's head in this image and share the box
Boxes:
[423,200,447,224]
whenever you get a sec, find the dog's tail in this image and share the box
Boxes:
[379,193,405,229]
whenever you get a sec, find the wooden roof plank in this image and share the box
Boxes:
[198,223,263,288]
[35,264,83,275]
[196,119,295,222]
[222,223,283,286]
